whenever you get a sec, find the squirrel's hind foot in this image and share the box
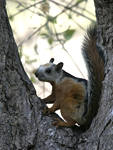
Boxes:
[53,118,75,128]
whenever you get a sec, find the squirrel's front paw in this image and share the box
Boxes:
[43,107,54,114]
[53,118,63,128]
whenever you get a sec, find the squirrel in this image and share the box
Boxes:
[35,25,105,129]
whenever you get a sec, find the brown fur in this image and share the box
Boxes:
[43,79,86,127]
[81,26,105,127]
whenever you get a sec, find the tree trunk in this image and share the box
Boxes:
[0,0,113,149]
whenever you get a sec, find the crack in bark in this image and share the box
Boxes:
[100,119,111,137]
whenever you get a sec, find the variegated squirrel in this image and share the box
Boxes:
[35,25,105,129]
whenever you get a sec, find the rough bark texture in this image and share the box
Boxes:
[0,0,113,149]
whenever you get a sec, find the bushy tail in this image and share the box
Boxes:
[82,25,105,127]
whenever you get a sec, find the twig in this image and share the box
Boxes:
[8,0,45,19]
[49,0,95,22]
[18,21,48,47]
[52,24,85,78]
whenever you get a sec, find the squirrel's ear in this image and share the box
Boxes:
[49,58,54,63]
[55,62,63,73]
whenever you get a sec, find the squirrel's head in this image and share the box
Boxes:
[35,58,63,83]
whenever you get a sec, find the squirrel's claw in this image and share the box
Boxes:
[43,107,54,114]
[43,108,49,114]
[53,118,62,128]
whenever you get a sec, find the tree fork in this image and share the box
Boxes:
[0,0,113,149]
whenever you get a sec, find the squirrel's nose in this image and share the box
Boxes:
[35,70,45,80]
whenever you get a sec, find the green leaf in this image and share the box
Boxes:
[27,59,37,64]
[40,33,48,36]
[32,69,37,74]
[48,37,53,45]
[68,14,72,19]
[34,44,38,51]
[40,33,48,39]
[52,18,57,24]
[63,29,75,41]
[34,44,39,54]
[18,45,23,59]
[47,15,57,24]
[75,0,84,6]
[9,15,14,21]
[30,77,35,83]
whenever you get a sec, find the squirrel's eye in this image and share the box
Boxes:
[46,69,51,73]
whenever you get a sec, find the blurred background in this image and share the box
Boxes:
[6,0,96,101]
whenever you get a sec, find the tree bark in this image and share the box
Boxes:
[0,0,113,149]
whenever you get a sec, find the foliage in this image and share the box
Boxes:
[6,0,95,97]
